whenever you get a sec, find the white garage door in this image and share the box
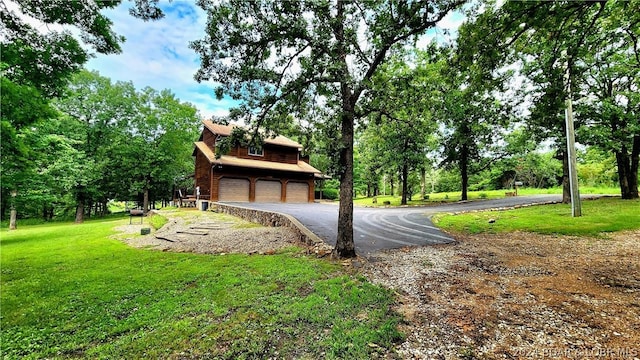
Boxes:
[286,182,309,203]
[218,178,250,202]
[255,180,282,202]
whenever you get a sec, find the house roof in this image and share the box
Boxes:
[194,141,321,174]
[202,120,302,149]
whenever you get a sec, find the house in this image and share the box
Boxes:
[193,120,321,203]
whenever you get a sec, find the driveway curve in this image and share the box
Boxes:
[225,194,576,257]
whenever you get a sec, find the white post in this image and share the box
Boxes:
[564,59,582,217]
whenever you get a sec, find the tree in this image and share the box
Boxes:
[53,71,201,221]
[1,0,165,226]
[574,2,640,199]
[458,0,639,200]
[53,70,139,222]
[360,50,440,204]
[435,46,513,201]
[191,0,464,258]
[125,88,201,213]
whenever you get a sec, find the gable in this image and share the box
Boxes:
[202,120,302,149]
[193,141,320,174]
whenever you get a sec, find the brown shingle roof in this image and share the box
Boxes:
[202,120,302,149]
[194,141,321,174]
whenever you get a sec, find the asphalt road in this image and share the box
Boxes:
[225,194,569,256]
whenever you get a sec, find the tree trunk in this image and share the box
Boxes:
[561,150,571,203]
[9,209,18,230]
[631,134,639,199]
[334,7,356,257]
[45,204,53,221]
[401,163,409,205]
[390,176,394,196]
[75,197,85,223]
[615,137,639,199]
[9,208,17,230]
[461,143,469,201]
[143,188,150,214]
[334,107,356,258]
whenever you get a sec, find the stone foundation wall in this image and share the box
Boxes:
[212,203,325,247]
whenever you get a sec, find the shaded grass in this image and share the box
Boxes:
[433,197,639,237]
[1,218,402,359]
[354,187,621,207]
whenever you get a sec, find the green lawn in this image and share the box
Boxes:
[433,197,640,236]
[1,216,402,359]
[354,186,621,207]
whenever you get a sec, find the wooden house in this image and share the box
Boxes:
[193,121,321,203]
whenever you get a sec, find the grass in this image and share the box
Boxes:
[354,186,621,207]
[433,197,640,237]
[1,217,402,359]
[147,212,168,230]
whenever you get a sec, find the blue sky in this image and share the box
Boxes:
[86,1,235,118]
[86,1,465,119]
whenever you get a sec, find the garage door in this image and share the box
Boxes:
[255,180,282,202]
[286,182,309,203]
[218,178,250,202]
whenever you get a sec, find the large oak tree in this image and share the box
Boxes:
[191,0,464,258]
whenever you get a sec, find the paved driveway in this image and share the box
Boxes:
[225,194,567,256]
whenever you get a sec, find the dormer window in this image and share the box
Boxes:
[249,146,264,156]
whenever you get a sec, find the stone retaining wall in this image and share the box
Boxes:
[212,203,325,248]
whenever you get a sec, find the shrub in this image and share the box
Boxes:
[316,188,339,200]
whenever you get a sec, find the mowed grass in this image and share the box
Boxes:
[1,217,402,359]
[354,186,621,207]
[433,197,640,236]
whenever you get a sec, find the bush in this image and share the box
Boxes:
[315,188,339,200]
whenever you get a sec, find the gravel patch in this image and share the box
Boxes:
[362,230,640,359]
[113,210,303,255]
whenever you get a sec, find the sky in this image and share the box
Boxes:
[86,1,466,120]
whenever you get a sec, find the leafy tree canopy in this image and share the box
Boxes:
[191,0,464,257]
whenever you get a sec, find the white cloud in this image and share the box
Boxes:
[84,3,468,118]
[85,1,231,119]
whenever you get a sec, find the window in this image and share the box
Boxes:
[248,146,264,156]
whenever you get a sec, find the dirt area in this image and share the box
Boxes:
[363,230,640,359]
[113,209,303,255]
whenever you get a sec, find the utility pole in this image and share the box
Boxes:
[564,56,582,217]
